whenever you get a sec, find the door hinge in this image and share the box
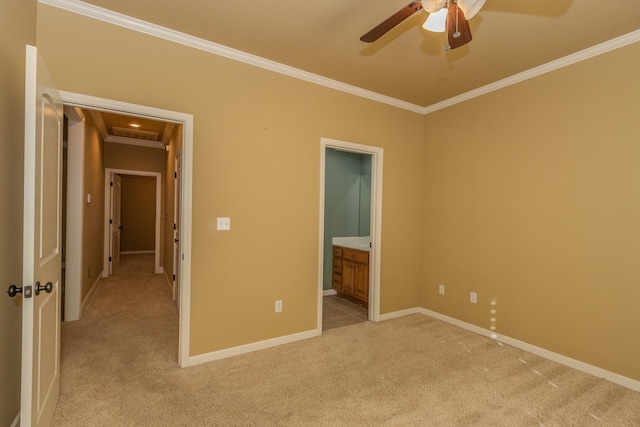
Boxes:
[172,274,176,281]
[173,223,177,230]
[110,219,113,224]
[109,256,112,262]
[174,172,177,179]
[110,181,113,187]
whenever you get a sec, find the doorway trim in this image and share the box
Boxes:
[318,137,383,329]
[103,169,161,275]
[64,106,86,322]
[60,91,193,368]
[172,149,182,301]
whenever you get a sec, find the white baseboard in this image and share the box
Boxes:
[162,270,174,295]
[81,271,103,312]
[379,307,422,321]
[188,329,321,367]
[10,412,19,427]
[323,289,337,296]
[381,306,640,392]
[121,250,155,254]
[187,305,640,392]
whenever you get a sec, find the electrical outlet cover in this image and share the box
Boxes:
[217,217,231,231]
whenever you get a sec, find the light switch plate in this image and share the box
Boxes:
[470,292,477,304]
[217,217,231,231]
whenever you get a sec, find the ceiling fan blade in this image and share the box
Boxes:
[360,1,423,43]
[446,4,472,49]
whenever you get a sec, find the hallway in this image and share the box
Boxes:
[53,254,178,425]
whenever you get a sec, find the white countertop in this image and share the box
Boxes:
[332,236,371,251]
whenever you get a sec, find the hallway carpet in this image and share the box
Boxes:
[52,254,640,426]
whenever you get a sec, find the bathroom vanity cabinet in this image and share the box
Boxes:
[332,245,369,308]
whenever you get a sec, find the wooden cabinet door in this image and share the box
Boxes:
[342,260,356,294]
[353,262,369,301]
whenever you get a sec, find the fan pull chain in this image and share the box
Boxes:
[453,4,461,38]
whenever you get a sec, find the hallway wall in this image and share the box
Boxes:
[82,112,105,299]
[120,175,156,252]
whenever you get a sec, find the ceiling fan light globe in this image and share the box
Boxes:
[457,0,485,19]
[423,7,448,32]
[421,0,447,13]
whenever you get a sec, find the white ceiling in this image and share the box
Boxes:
[68,0,639,108]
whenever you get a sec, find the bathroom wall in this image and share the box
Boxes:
[323,148,372,290]
[358,155,372,237]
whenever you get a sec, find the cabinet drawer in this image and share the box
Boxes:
[332,273,342,290]
[343,248,369,264]
[332,258,342,273]
[332,246,343,257]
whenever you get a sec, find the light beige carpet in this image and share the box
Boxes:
[53,254,640,426]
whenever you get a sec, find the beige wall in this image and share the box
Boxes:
[0,0,37,423]
[120,175,156,252]
[104,142,166,173]
[36,4,424,356]
[422,43,640,381]
[35,1,638,384]
[82,113,105,299]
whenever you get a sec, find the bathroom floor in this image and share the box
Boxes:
[322,294,368,331]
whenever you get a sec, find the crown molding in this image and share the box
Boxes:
[105,135,165,149]
[421,30,640,115]
[39,0,424,114]
[40,0,639,116]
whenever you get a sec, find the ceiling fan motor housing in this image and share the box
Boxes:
[421,0,447,13]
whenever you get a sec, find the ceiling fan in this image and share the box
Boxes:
[360,0,486,50]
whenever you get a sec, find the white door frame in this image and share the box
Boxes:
[60,91,193,368]
[103,170,161,275]
[172,149,182,302]
[64,106,85,322]
[318,137,383,329]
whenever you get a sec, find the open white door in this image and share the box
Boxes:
[109,174,122,274]
[20,45,63,427]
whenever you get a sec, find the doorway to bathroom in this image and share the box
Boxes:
[318,138,383,331]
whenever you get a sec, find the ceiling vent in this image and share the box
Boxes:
[112,126,160,141]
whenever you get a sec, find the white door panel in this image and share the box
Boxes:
[21,44,63,427]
